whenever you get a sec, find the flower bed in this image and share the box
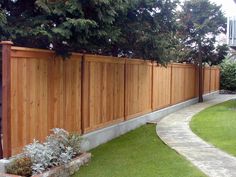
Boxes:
[0,128,91,177]
[0,152,91,177]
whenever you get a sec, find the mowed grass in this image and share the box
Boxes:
[73,124,205,177]
[191,100,236,156]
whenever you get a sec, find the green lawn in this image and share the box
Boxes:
[191,99,236,156]
[73,124,205,177]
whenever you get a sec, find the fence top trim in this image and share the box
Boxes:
[126,58,152,65]
[8,46,221,70]
[11,46,83,59]
[12,46,54,54]
[84,54,126,64]
[12,46,83,56]
[0,41,13,45]
[153,63,172,67]
[171,63,196,67]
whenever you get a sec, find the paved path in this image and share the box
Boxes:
[156,94,236,177]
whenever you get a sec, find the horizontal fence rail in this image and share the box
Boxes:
[1,43,220,157]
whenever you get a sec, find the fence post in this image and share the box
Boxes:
[209,67,212,93]
[124,58,127,120]
[151,61,154,110]
[218,67,220,91]
[1,41,13,158]
[81,54,85,134]
[170,63,173,105]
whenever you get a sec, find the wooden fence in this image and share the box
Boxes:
[1,43,221,157]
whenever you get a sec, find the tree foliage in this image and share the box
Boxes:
[220,59,236,91]
[177,0,227,64]
[0,0,229,65]
[177,0,227,102]
[0,0,178,63]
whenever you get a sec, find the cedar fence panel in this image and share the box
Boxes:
[0,43,221,157]
[215,68,220,90]
[125,59,152,119]
[195,66,200,97]
[171,64,185,104]
[9,47,82,155]
[152,64,171,110]
[82,55,125,133]
[184,64,196,100]
[203,67,211,94]
[210,68,217,91]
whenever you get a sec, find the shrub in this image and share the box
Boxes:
[6,156,33,177]
[22,128,82,175]
[220,59,236,91]
[6,128,82,175]
[68,133,82,156]
[24,140,58,174]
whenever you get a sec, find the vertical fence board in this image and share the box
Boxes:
[9,48,82,155]
[210,68,216,91]
[1,41,13,157]
[184,65,196,100]
[203,67,211,94]
[152,64,171,110]
[125,59,152,119]
[171,64,185,104]
[215,68,220,90]
[82,55,125,133]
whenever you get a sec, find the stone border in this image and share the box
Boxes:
[81,91,219,151]
[0,153,91,177]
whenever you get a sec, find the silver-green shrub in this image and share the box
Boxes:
[23,128,81,175]
[68,133,82,156]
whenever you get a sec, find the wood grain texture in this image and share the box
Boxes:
[1,41,13,158]
[152,64,171,110]
[184,65,196,100]
[10,50,82,155]
[125,59,152,119]
[210,68,217,91]
[82,55,125,133]
[195,66,200,97]
[215,68,220,90]
[203,67,211,94]
[171,64,186,104]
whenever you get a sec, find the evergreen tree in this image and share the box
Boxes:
[0,0,178,63]
[178,0,226,102]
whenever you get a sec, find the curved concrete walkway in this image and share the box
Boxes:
[156,94,236,177]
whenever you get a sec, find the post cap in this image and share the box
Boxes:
[0,41,13,45]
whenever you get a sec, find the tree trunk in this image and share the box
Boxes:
[198,42,203,102]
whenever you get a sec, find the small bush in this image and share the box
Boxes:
[68,133,82,156]
[23,128,82,174]
[220,59,236,91]
[7,128,82,176]
[24,140,58,174]
[6,156,33,177]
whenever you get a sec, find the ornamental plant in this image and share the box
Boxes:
[7,128,82,175]
[6,156,33,177]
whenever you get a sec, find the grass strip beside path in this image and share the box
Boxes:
[74,124,205,177]
[191,100,236,157]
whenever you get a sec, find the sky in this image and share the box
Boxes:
[211,0,236,45]
[209,0,236,17]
